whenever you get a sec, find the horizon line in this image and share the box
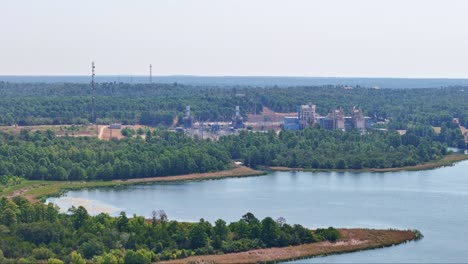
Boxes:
[1,74,468,80]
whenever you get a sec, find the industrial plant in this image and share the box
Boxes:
[283,102,372,131]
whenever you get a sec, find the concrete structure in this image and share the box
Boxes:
[334,109,345,130]
[352,107,365,131]
[317,109,345,131]
[291,104,372,132]
[109,123,122,129]
[299,102,317,128]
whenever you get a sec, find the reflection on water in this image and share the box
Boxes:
[47,161,468,263]
[47,196,121,215]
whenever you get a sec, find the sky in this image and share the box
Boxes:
[1,0,468,78]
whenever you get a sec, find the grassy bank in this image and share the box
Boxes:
[268,154,468,173]
[159,229,419,264]
[1,165,265,202]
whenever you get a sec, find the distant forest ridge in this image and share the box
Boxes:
[1,76,468,89]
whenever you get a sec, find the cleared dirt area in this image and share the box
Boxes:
[460,125,468,143]
[98,125,125,140]
[247,107,297,123]
[246,107,297,131]
[98,125,150,140]
[159,229,417,264]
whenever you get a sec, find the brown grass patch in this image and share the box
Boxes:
[112,165,265,184]
[3,166,265,202]
[159,229,417,264]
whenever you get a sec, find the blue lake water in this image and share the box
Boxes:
[47,160,468,263]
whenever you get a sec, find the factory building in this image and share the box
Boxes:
[283,117,301,130]
[352,107,365,131]
[284,103,372,132]
[299,102,317,128]
[333,109,345,130]
[231,106,244,129]
[318,116,334,130]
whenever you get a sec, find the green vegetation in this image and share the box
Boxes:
[0,125,454,183]
[0,197,339,263]
[220,128,448,169]
[0,176,25,194]
[0,129,229,181]
[0,82,466,147]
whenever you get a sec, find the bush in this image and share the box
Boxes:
[124,249,152,264]
[32,247,54,260]
[315,227,340,242]
[47,258,64,264]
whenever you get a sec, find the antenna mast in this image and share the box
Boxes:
[91,61,96,123]
[150,64,152,83]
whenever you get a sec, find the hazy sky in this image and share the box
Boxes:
[2,0,468,77]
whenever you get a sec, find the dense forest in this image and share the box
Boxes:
[0,130,229,181]
[0,82,463,262]
[0,82,466,129]
[0,82,465,182]
[220,128,449,169]
[0,197,339,263]
[0,127,452,182]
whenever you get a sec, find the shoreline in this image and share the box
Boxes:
[159,228,420,264]
[2,165,266,202]
[3,154,467,202]
[267,154,468,173]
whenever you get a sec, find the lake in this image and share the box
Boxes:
[47,160,468,263]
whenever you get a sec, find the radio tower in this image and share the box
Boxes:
[91,62,96,123]
[149,64,152,83]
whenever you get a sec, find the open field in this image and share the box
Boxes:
[159,229,419,264]
[0,124,155,140]
[97,124,150,140]
[1,165,265,202]
[268,154,468,173]
[0,124,98,137]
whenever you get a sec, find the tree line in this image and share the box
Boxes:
[0,82,466,130]
[0,129,229,181]
[0,197,339,263]
[219,128,449,169]
[0,126,452,182]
